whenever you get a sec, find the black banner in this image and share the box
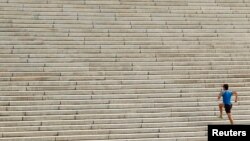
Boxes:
[208,125,250,141]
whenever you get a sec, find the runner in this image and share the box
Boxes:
[217,84,238,125]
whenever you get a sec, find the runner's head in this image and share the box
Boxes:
[223,84,229,90]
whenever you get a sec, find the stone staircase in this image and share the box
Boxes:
[1,0,250,140]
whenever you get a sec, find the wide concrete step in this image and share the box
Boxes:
[0,132,205,141]
[95,137,206,141]
[2,65,250,72]
[0,28,243,36]
[0,131,205,140]
[0,119,249,133]
[2,48,250,54]
[0,107,249,117]
[5,86,250,95]
[1,102,248,112]
[0,137,206,141]
[21,57,250,62]
[1,109,249,121]
[1,121,250,138]
[5,53,250,58]
[1,96,248,106]
[1,91,244,100]
[0,83,239,90]
[1,80,250,87]
[0,85,247,94]
[0,127,206,137]
[1,114,250,128]
[1,69,249,77]
[1,40,250,46]
[3,76,250,82]
[1,82,249,90]
[0,99,247,109]
[3,61,250,67]
[1,99,248,111]
[1,88,248,97]
[7,44,245,49]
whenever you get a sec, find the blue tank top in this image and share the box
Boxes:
[222,90,233,105]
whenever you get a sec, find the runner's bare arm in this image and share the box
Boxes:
[217,94,221,101]
[233,91,238,102]
[217,90,222,101]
